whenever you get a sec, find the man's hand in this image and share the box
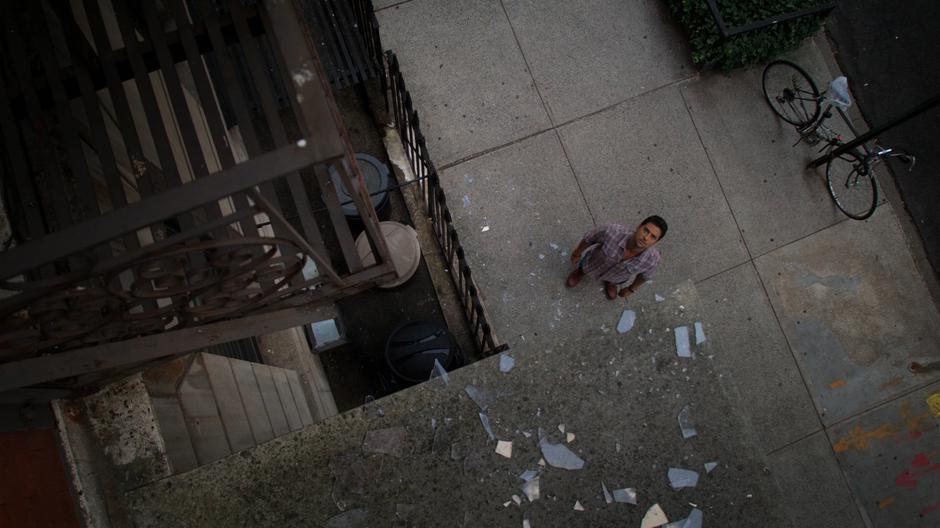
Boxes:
[570,250,582,266]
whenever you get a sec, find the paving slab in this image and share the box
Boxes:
[680,40,857,258]
[438,131,607,350]
[373,0,409,10]
[124,283,791,527]
[376,0,551,166]
[557,86,749,286]
[696,262,820,451]
[767,431,864,528]
[501,0,693,124]
[754,206,940,426]
[826,380,940,527]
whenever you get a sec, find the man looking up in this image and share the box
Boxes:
[566,216,667,300]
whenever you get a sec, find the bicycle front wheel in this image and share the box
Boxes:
[762,60,821,127]
[826,150,878,220]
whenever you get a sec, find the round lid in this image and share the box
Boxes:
[385,321,454,384]
[329,153,390,216]
[355,221,420,289]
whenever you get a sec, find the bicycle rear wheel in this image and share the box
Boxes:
[762,60,821,127]
[826,150,878,220]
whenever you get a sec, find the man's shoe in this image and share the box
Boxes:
[604,282,617,300]
[566,268,584,288]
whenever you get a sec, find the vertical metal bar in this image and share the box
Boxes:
[0,72,47,243]
[2,15,76,235]
[82,0,164,199]
[110,0,186,191]
[165,0,259,238]
[330,0,371,82]
[306,0,351,88]
[28,4,103,229]
[313,164,362,273]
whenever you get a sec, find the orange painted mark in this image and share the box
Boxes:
[877,497,895,510]
[901,401,930,440]
[878,376,902,390]
[829,379,847,389]
[833,423,899,453]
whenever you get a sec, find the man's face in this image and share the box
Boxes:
[634,222,663,249]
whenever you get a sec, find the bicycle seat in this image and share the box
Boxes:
[824,76,852,109]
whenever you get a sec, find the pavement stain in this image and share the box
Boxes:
[832,401,931,453]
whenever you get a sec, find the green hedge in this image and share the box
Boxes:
[665,0,828,70]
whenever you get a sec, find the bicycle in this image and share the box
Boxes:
[761,60,915,220]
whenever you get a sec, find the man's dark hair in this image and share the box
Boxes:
[640,215,668,239]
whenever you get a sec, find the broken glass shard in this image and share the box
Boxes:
[694,322,706,345]
[479,412,495,441]
[641,504,668,528]
[522,519,531,528]
[521,477,540,501]
[429,359,449,385]
[677,405,697,439]
[704,462,718,474]
[574,500,585,511]
[566,432,576,443]
[499,354,516,373]
[617,309,637,333]
[655,293,665,302]
[668,468,700,490]
[674,326,691,358]
[664,508,703,528]
[465,385,493,410]
[558,423,565,433]
[612,488,637,505]
[496,440,513,458]
[362,427,406,457]
[512,495,521,505]
[539,439,585,470]
[602,482,613,504]
[519,469,538,482]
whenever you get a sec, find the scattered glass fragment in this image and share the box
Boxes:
[479,412,495,441]
[539,439,585,470]
[499,354,516,373]
[503,501,512,508]
[496,440,513,458]
[481,226,490,232]
[677,405,697,439]
[465,385,493,410]
[674,326,691,358]
[522,519,531,528]
[574,501,585,511]
[655,294,665,302]
[521,477,540,501]
[538,458,546,467]
[362,427,406,457]
[519,469,539,482]
[694,322,706,344]
[512,495,521,505]
[663,508,703,528]
[566,432,576,443]
[617,309,637,333]
[668,468,700,490]
[602,482,613,504]
[616,442,621,453]
[641,504,668,528]
[522,431,532,438]
[462,195,471,208]
[612,488,637,504]
[704,462,718,474]
[430,359,449,385]
[558,424,566,433]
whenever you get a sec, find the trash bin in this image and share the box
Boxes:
[329,153,391,224]
[384,321,457,386]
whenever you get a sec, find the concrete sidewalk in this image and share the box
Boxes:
[377,1,940,526]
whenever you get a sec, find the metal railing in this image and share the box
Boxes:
[705,0,836,39]
[385,51,507,357]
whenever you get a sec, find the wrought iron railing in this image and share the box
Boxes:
[0,0,395,391]
[385,51,507,357]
